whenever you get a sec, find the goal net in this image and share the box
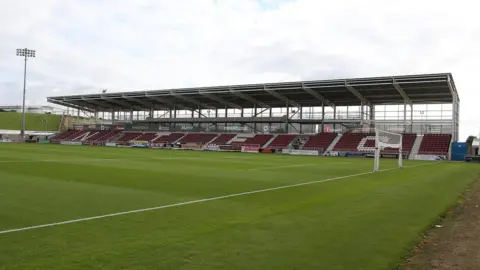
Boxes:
[374,129,403,172]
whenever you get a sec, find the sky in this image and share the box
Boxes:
[0,0,479,139]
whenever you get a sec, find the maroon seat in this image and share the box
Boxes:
[333,133,372,152]
[85,130,111,142]
[209,134,236,145]
[382,133,416,154]
[134,133,158,142]
[180,133,217,144]
[418,134,451,155]
[303,133,337,151]
[52,130,79,140]
[266,135,297,149]
[67,130,90,141]
[232,134,273,148]
[153,133,184,143]
[116,132,143,142]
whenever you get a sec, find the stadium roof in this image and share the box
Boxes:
[47,73,458,112]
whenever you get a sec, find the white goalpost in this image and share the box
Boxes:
[373,128,403,172]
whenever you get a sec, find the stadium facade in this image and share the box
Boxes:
[48,73,459,141]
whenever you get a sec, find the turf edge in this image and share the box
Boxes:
[393,174,480,270]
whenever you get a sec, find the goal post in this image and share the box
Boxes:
[374,128,403,172]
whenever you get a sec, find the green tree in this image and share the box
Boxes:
[466,135,477,155]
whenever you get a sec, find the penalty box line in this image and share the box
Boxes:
[0,162,438,235]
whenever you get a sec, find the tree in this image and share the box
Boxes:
[466,135,477,155]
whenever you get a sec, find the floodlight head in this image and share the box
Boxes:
[16,48,36,57]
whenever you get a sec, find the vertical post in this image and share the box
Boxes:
[333,105,337,132]
[253,104,257,133]
[399,134,403,168]
[20,54,27,140]
[321,103,325,133]
[410,104,413,133]
[269,107,273,134]
[224,105,228,131]
[374,128,380,172]
[360,102,364,123]
[403,102,407,132]
[299,107,303,134]
[285,103,289,134]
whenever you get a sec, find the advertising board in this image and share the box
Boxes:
[182,143,202,150]
[412,154,446,161]
[130,140,149,148]
[202,144,220,151]
[281,149,319,156]
[60,141,82,146]
[241,145,260,153]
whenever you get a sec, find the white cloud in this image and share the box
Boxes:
[0,0,479,138]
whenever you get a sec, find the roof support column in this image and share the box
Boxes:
[215,109,219,131]
[130,109,134,121]
[321,103,325,133]
[410,104,413,133]
[333,105,337,132]
[285,103,289,134]
[224,105,228,129]
[360,102,364,123]
[403,102,407,132]
[369,105,375,130]
[253,104,257,133]
[269,108,273,134]
[299,107,303,134]
[111,110,115,124]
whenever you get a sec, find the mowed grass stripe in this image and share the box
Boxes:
[0,144,477,269]
[0,162,435,235]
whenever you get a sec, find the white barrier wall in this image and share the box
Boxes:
[282,149,320,156]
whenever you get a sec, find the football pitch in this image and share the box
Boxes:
[0,144,478,269]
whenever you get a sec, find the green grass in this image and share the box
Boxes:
[0,112,61,131]
[0,144,478,269]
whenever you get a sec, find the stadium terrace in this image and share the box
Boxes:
[46,73,459,162]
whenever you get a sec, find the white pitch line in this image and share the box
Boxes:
[0,162,438,235]
[0,158,118,163]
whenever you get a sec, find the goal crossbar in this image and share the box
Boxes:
[374,128,403,172]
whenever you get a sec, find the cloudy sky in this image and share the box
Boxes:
[0,0,479,139]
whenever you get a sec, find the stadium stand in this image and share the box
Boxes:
[359,133,416,154]
[134,132,158,142]
[265,134,297,149]
[209,133,236,145]
[418,134,452,155]
[51,130,79,140]
[303,133,338,151]
[152,133,184,143]
[232,134,273,147]
[332,133,372,152]
[86,130,122,142]
[116,132,143,142]
[46,74,459,159]
[179,133,218,144]
[49,129,452,156]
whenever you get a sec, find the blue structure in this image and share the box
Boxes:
[451,142,467,161]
